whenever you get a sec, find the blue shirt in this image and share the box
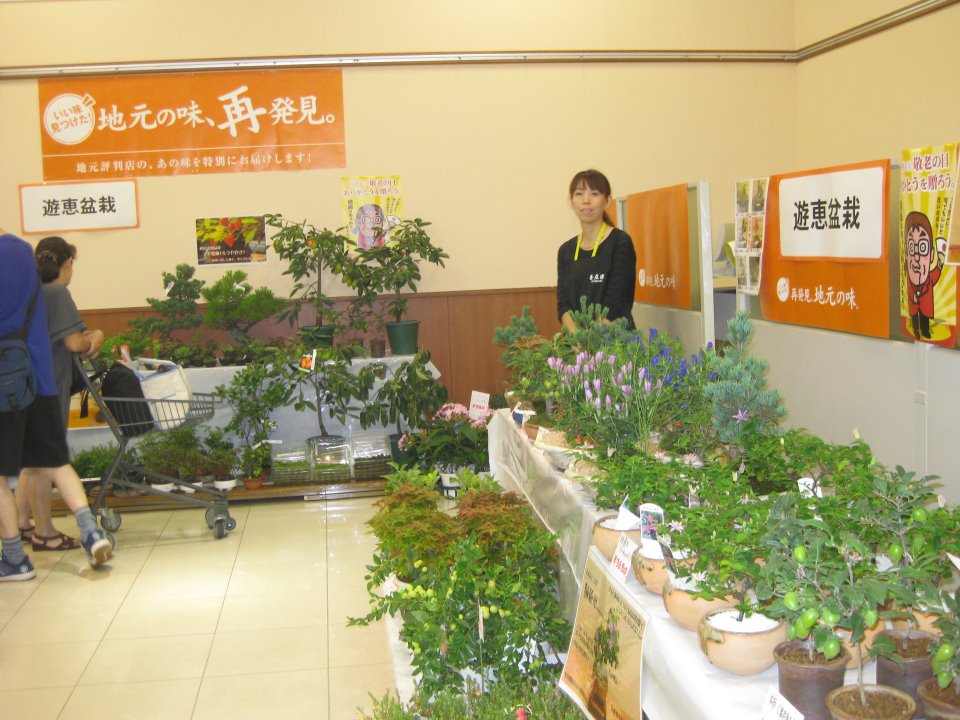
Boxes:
[0,233,59,396]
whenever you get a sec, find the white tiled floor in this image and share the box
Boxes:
[0,497,396,719]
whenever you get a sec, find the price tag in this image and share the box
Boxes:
[760,686,803,720]
[611,533,638,584]
[469,390,490,420]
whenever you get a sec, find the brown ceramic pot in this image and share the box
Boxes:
[774,640,851,720]
[825,684,916,720]
[660,574,736,632]
[697,608,787,675]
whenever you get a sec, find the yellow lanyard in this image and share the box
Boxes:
[574,223,606,261]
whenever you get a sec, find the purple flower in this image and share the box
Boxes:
[644,380,652,394]
[593,378,602,393]
[638,367,647,381]
[621,384,633,397]
[583,380,591,394]
[605,394,612,409]
[594,398,601,410]
[733,409,750,423]
[667,520,685,532]
[585,388,593,401]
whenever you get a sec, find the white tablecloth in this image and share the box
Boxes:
[68,355,432,455]
[487,409,872,720]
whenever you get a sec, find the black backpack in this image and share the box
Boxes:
[100,362,154,437]
[0,278,40,414]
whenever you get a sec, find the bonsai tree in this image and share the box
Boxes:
[703,310,786,454]
[215,348,293,451]
[129,264,205,343]
[278,343,374,439]
[349,218,448,325]
[264,214,355,337]
[493,306,556,413]
[201,270,286,344]
[358,350,447,439]
[200,428,238,480]
[928,588,960,708]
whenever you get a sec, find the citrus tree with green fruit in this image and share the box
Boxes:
[930,588,960,701]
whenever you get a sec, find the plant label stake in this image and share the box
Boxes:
[611,533,638,585]
[760,685,803,720]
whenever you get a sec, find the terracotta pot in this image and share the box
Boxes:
[243,475,266,490]
[876,629,936,718]
[661,574,736,632]
[918,678,960,719]
[523,422,541,442]
[825,684,916,720]
[630,550,695,595]
[697,608,787,676]
[774,640,851,720]
[368,338,387,358]
[592,515,643,561]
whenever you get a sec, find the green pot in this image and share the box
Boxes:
[385,320,419,356]
[299,324,334,347]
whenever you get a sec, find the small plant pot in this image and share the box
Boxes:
[385,320,419,356]
[368,338,387,358]
[661,574,736,632]
[150,482,175,493]
[630,548,695,595]
[243,475,267,491]
[697,608,787,676]
[918,678,960,719]
[213,479,237,491]
[774,640,851,720]
[592,514,643,561]
[875,629,936,717]
[825,683,916,720]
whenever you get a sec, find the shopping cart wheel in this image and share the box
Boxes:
[225,516,237,532]
[205,508,217,528]
[213,518,227,539]
[101,508,121,532]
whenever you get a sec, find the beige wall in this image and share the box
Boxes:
[1,0,956,313]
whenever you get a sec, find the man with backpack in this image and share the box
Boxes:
[0,230,113,579]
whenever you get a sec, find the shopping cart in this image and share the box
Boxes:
[75,356,236,539]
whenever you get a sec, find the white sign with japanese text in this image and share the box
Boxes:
[779,166,884,260]
[611,533,638,585]
[760,685,804,720]
[19,179,138,234]
[468,391,490,421]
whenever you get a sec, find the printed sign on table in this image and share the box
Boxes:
[38,69,345,180]
[625,184,691,309]
[20,179,138,233]
[898,143,959,347]
[759,159,891,338]
[560,549,647,720]
[341,176,403,250]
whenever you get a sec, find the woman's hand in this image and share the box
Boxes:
[83,329,105,358]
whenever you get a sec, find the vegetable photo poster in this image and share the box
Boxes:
[560,549,647,720]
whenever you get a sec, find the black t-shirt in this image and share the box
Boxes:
[557,227,637,328]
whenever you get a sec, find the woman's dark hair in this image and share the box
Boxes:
[569,169,614,226]
[35,236,77,283]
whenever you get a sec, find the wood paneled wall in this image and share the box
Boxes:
[81,287,561,406]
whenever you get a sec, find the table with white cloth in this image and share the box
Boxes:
[68,355,433,455]
[487,408,874,720]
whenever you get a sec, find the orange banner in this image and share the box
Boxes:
[625,184,691,309]
[759,160,890,338]
[39,69,345,180]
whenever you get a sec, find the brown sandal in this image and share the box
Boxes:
[32,532,82,552]
[19,526,35,542]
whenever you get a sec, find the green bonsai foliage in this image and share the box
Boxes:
[358,350,448,436]
[71,443,119,479]
[278,344,373,437]
[350,218,448,324]
[201,270,286,344]
[493,307,556,408]
[704,310,785,448]
[265,214,354,331]
[352,469,570,696]
[129,264,204,342]
[215,348,293,448]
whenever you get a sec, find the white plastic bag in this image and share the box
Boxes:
[129,358,192,427]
